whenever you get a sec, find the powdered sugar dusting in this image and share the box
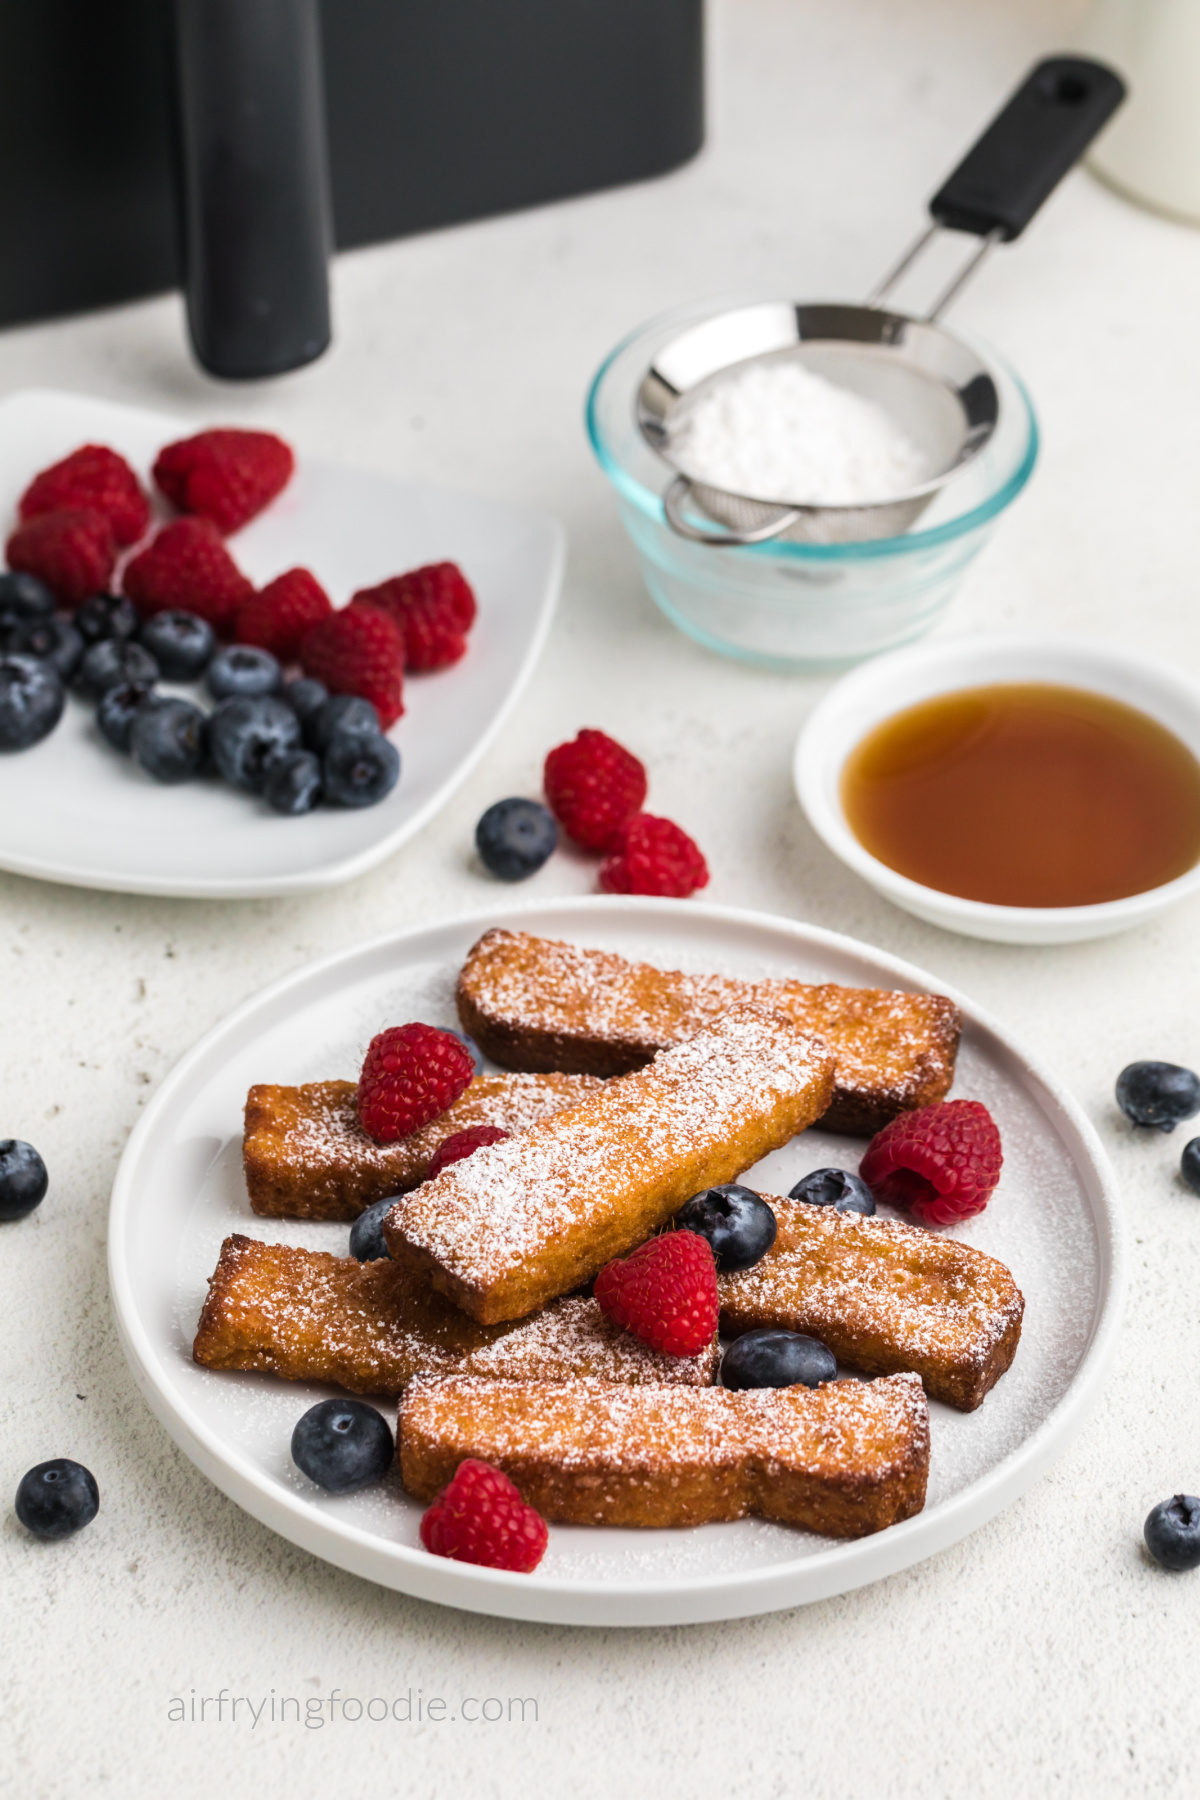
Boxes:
[245,1071,601,1218]
[389,1006,833,1293]
[402,1372,926,1478]
[459,930,958,1112]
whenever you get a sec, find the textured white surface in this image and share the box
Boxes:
[3,0,1200,1792]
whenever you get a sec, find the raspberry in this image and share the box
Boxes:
[594,1231,718,1357]
[543,728,647,851]
[357,1023,474,1142]
[122,517,254,633]
[300,604,404,728]
[598,813,709,898]
[19,444,150,547]
[859,1099,1003,1227]
[419,1458,548,1573]
[5,508,117,607]
[351,562,476,672]
[153,428,294,535]
[235,567,332,662]
[427,1125,509,1181]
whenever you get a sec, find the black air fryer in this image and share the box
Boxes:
[0,0,704,378]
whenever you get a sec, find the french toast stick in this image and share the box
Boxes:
[456,928,961,1135]
[718,1199,1024,1411]
[398,1373,930,1537]
[384,1006,836,1325]
[193,1235,718,1394]
[243,1071,601,1220]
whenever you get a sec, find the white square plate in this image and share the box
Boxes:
[108,898,1125,1627]
[0,389,564,897]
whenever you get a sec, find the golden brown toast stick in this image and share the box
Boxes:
[398,1373,930,1537]
[193,1235,717,1395]
[384,1006,836,1325]
[456,928,961,1135]
[243,1071,601,1221]
[718,1198,1024,1412]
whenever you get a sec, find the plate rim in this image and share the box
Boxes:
[0,387,565,899]
[107,895,1127,1626]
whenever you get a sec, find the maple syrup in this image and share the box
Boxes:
[840,682,1200,908]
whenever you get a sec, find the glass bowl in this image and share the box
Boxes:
[585,297,1039,672]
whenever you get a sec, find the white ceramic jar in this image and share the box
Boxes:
[1082,0,1200,224]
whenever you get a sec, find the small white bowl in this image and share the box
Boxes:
[794,633,1200,944]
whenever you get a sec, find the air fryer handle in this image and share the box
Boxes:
[171,0,332,379]
[930,56,1126,241]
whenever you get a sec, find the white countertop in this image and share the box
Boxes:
[5,0,1200,1792]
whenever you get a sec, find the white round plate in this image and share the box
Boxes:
[108,897,1124,1627]
[0,389,563,897]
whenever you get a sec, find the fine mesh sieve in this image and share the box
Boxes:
[639,57,1125,548]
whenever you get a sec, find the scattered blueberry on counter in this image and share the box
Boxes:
[1144,1494,1200,1571]
[0,655,64,751]
[721,1329,837,1391]
[1182,1139,1200,1196]
[676,1183,777,1271]
[0,1138,48,1220]
[291,1399,394,1493]
[789,1167,877,1216]
[1115,1061,1200,1132]
[348,1196,397,1262]
[444,1029,484,1076]
[15,1459,99,1540]
[475,797,559,881]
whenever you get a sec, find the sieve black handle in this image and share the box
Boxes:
[929,56,1126,241]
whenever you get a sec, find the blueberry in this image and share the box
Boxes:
[282,677,329,736]
[675,1183,777,1271]
[1183,1139,1200,1196]
[721,1329,838,1391]
[0,570,55,626]
[15,1458,99,1539]
[310,693,381,752]
[475,797,559,881]
[138,610,215,681]
[788,1167,876,1216]
[263,750,322,815]
[290,1398,393,1493]
[323,733,400,808]
[209,696,301,792]
[1116,1062,1200,1133]
[130,698,207,783]
[8,616,84,681]
[77,637,159,700]
[0,655,65,750]
[1144,1494,1200,1571]
[97,681,159,753]
[73,593,139,645]
[348,1196,397,1261]
[206,645,281,701]
[0,1139,48,1220]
